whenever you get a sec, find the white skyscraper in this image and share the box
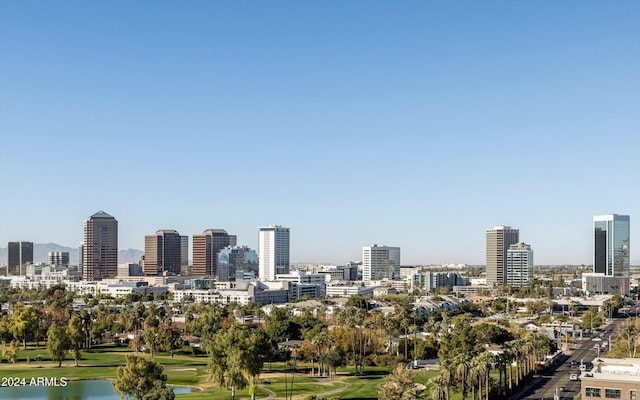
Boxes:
[362,244,400,284]
[505,242,534,287]
[259,225,290,281]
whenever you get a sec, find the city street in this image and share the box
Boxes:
[512,317,626,400]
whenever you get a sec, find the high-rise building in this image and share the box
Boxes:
[486,226,520,286]
[144,230,187,276]
[362,244,400,284]
[192,229,237,277]
[217,245,259,281]
[181,235,189,275]
[259,225,290,281]
[78,242,84,270]
[83,211,118,280]
[7,241,33,275]
[48,251,70,267]
[593,214,630,294]
[505,242,534,287]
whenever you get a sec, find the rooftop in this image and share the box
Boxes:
[89,210,115,219]
[581,358,640,383]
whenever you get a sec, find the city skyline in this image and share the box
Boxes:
[1,2,639,265]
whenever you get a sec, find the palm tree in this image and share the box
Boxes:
[468,358,480,400]
[455,354,472,400]
[473,352,493,400]
[430,374,449,400]
[502,341,515,394]
[382,314,396,355]
[437,358,454,400]
[312,330,334,377]
[505,340,520,394]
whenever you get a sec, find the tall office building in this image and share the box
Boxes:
[505,242,534,287]
[7,241,33,275]
[593,214,630,294]
[259,225,290,281]
[144,230,187,276]
[217,245,259,281]
[83,211,118,280]
[362,244,400,284]
[78,242,84,270]
[486,226,520,286]
[48,251,70,267]
[181,235,189,275]
[192,229,237,277]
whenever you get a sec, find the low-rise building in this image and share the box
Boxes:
[581,358,640,400]
[325,283,375,297]
[172,281,289,305]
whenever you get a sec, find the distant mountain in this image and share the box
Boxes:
[34,243,79,264]
[0,243,143,265]
[119,248,144,264]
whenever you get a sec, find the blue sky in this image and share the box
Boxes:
[1,1,639,265]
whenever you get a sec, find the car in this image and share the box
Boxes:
[570,374,579,381]
[560,386,567,391]
[571,360,578,365]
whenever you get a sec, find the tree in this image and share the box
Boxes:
[113,354,171,400]
[47,324,69,367]
[430,372,450,400]
[473,352,494,400]
[526,300,548,316]
[608,317,639,358]
[130,334,145,354]
[438,315,477,361]
[205,324,271,400]
[345,294,369,310]
[378,363,420,400]
[265,307,299,344]
[158,326,184,357]
[142,380,175,400]
[336,307,368,374]
[185,303,229,337]
[312,329,335,378]
[2,340,19,364]
[67,315,84,367]
[581,308,604,331]
[325,346,347,378]
[472,323,514,348]
[454,354,472,400]
[298,340,319,376]
[9,305,38,349]
[144,327,159,358]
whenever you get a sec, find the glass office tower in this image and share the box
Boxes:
[593,214,630,278]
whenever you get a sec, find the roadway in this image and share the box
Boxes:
[511,316,627,400]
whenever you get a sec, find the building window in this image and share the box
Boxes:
[586,388,601,398]
[630,390,636,400]
[605,389,621,399]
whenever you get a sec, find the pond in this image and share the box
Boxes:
[0,379,199,399]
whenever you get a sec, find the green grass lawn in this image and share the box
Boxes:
[0,345,414,399]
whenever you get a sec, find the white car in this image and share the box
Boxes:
[570,374,579,381]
